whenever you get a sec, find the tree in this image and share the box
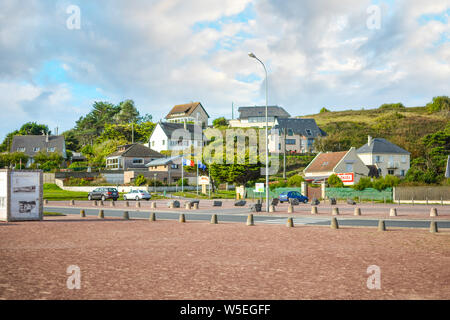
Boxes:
[212,117,229,128]
[320,107,331,113]
[19,122,50,135]
[115,100,140,124]
[328,174,344,187]
[0,152,29,168]
[134,175,147,186]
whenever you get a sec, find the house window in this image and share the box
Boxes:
[375,156,383,163]
[16,147,25,152]
[287,129,294,136]
[346,163,353,172]
[162,140,165,145]
[401,155,407,163]
[286,139,296,145]
[306,129,312,136]
[400,170,405,177]
[388,169,395,175]
[171,164,178,169]
[152,141,155,147]
[47,147,55,152]
[33,147,40,152]
[133,158,144,164]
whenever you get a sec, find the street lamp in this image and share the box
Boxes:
[248,52,270,212]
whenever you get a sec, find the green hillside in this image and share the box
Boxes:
[299,106,448,159]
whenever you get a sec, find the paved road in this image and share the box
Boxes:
[45,207,450,229]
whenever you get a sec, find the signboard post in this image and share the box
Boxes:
[198,176,209,194]
[0,170,43,222]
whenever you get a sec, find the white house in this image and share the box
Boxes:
[303,147,370,185]
[165,102,209,128]
[149,122,206,153]
[356,136,410,177]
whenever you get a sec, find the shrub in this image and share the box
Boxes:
[287,175,305,187]
[176,178,189,186]
[320,107,331,113]
[328,174,344,188]
[269,181,288,190]
[353,177,372,191]
[426,96,450,113]
[379,103,405,110]
[134,175,147,186]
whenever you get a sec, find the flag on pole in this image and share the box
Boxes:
[197,160,207,170]
[182,158,194,166]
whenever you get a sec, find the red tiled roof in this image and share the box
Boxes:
[305,151,348,173]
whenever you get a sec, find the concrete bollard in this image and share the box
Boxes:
[286,217,294,228]
[151,202,157,209]
[247,214,255,226]
[123,211,129,220]
[94,200,98,206]
[100,200,104,206]
[378,220,386,232]
[330,217,339,229]
[354,208,361,216]
[211,214,218,224]
[70,199,75,206]
[430,221,438,233]
[80,209,86,218]
[98,209,104,219]
[288,204,294,213]
[332,207,339,216]
[169,202,174,209]
[44,199,48,205]
[193,203,199,210]
[110,201,115,207]
[389,208,397,217]
[149,212,156,221]
[179,213,186,223]
[311,206,318,214]
[269,205,275,213]
[136,201,141,208]
[185,202,191,210]
[430,208,438,217]
[125,201,129,207]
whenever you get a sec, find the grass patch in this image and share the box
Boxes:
[44,212,66,216]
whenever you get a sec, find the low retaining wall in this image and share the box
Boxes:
[59,185,200,193]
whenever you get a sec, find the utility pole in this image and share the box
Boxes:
[132,123,134,144]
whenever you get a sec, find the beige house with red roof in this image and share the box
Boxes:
[165,102,209,128]
[303,147,369,185]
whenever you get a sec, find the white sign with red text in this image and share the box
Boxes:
[337,172,354,184]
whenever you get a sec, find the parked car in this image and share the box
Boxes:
[88,187,119,201]
[279,191,308,204]
[123,189,151,201]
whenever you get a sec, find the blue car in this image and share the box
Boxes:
[279,191,309,204]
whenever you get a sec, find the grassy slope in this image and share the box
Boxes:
[298,106,447,158]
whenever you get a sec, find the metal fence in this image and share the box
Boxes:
[245,187,303,199]
[394,186,450,201]
[325,187,393,201]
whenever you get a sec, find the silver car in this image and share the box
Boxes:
[123,189,151,201]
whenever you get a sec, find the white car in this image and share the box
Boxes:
[123,190,151,201]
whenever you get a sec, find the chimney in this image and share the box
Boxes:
[46,131,49,143]
[184,119,187,130]
[368,135,372,145]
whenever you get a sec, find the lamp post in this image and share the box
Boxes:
[248,52,269,212]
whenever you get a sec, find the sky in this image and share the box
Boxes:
[0,0,449,140]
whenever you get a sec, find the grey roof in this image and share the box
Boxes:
[238,106,291,119]
[107,143,163,158]
[158,122,203,139]
[274,118,326,138]
[146,155,182,167]
[446,156,450,178]
[10,135,66,158]
[357,138,410,155]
